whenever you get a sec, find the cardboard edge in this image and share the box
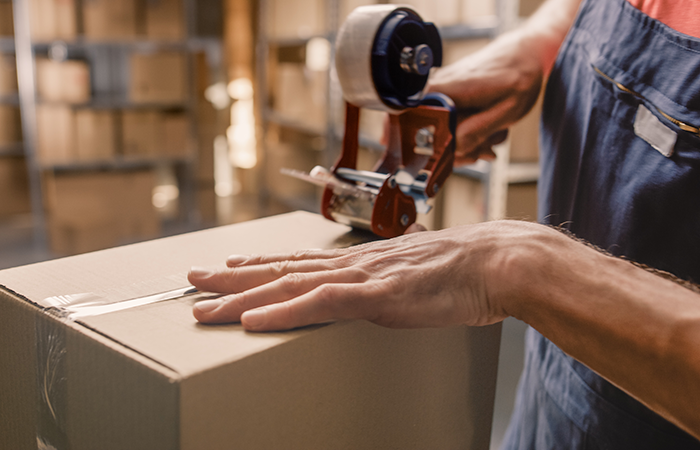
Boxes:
[0,285,181,381]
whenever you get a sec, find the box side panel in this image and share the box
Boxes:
[1,288,180,450]
[0,289,39,450]
[181,321,501,450]
[62,321,180,450]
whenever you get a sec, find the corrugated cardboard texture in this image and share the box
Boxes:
[0,212,501,449]
[181,320,500,450]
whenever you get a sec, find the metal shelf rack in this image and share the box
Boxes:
[6,0,224,251]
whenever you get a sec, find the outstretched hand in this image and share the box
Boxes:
[188,220,554,331]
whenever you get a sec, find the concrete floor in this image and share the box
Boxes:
[0,201,527,450]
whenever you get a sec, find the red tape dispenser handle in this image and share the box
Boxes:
[322,94,457,238]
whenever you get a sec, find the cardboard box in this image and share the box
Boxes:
[0,0,13,36]
[121,109,161,158]
[0,211,501,449]
[82,0,138,40]
[274,62,326,131]
[461,0,497,24]
[75,109,117,162]
[161,111,192,158]
[389,0,461,27]
[0,53,18,95]
[0,156,31,217]
[441,174,486,227]
[509,96,542,163]
[506,182,538,221]
[0,105,22,146]
[130,52,188,104]
[28,0,78,41]
[36,105,75,164]
[269,0,325,39]
[45,170,160,254]
[145,0,186,40]
[36,58,91,104]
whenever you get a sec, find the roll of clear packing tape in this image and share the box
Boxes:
[335,5,442,113]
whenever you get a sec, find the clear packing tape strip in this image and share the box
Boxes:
[42,285,200,320]
[35,285,201,449]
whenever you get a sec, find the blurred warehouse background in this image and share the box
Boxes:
[0,0,543,448]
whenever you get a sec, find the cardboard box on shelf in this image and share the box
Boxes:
[269,0,325,40]
[121,109,161,158]
[0,211,501,450]
[130,52,188,104]
[509,96,542,163]
[388,0,461,27]
[36,58,91,104]
[441,174,486,228]
[45,170,160,254]
[75,109,117,162]
[506,182,538,221]
[0,156,31,218]
[161,112,192,158]
[36,105,75,164]
[194,101,219,182]
[274,62,326,131]
[461,0,497,24]
[82,0,138,40]
[0,0,13,36]
[0,53,18,95]
[0,105,22,146]
[145,0,186,40]
[28,0,78,41]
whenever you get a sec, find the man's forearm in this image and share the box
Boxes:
[503,229,700,439]
[519,0,583,74]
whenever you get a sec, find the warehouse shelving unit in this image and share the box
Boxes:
[257,0,541,228]
[7,0,224,254]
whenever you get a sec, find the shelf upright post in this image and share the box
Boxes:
[181,0,199,226]
[480,0,522,221]
[12,0,47,250]
[255,0,272,206]
[322,0,340,170]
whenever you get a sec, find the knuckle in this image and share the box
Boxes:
[277,272,305,295]
[314,284,342,315]
[268,260,291,278]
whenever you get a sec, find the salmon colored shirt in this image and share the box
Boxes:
[627,0,700,38]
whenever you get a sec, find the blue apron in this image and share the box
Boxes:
[502,0,700,448]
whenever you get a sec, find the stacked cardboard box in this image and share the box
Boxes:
[0,0,13,36]
[145,0,186,40]
[0,105,22,147]
[269,0,325,39]
[0,156,31,218]
[75,109,118,162]
[0,212,501,450]
[122,110,161,158]
[274,63,327,131]
[36,58,91,104]
[36,105,75,164]
[82,0,138,40]
[122,109,192,159]
[45,170,160,254]
[130,52,188,104]
[0,54,18,95]
[28,0,78,41]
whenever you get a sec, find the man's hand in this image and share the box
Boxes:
[423,0,581,165]
[188,220,551,331]
[427,31,544,165]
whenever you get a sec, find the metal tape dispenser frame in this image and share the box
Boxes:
[288,5,457,238]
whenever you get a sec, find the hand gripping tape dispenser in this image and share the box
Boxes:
[287,5,457,238]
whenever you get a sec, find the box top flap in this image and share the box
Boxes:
[0,212,364,377]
